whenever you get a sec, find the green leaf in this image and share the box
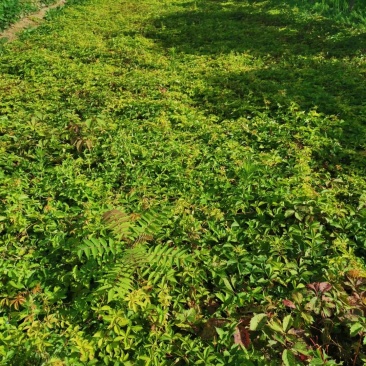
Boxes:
[282,315,293,332]
[309,357,325,365]
[117,318,129,327]
[294,212,304,221]
[249,313,267,331]
[100,306,112,311]
[8,281,23,289]
[350,323,363,337]
[282,349,296,366]
[273,332,286,345]
[285,210,295,218]
[292,292,303,304]
[301,312,314,324]
[107,289,115,303]
[292,341,311,356]
[222,277,234,293]
[215,327,226,338]
[268,320,284,333]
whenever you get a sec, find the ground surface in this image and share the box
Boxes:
[0,0,365,364]
[0,0,66,41]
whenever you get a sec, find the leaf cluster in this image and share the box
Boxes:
[0,0,365,364]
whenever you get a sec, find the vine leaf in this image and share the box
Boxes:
[249,313,267,331]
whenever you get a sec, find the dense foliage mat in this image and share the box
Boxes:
[270,0,366,27]
[0,0,366,364]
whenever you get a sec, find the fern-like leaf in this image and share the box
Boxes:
[76,206,179,301]
[101,244,148,299]
[103,209,132,241]
[77,238,123,263]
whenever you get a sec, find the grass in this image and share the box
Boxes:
[0,0,365,364]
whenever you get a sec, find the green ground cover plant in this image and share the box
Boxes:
[275,0,366,27]
[0,0,365,364]
[0,0,57,31]
[0,0,21,29]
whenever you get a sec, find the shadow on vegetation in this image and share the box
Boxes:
[147,0,366,151]
[151,0,365,57]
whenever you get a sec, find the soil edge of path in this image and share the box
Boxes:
[0,0,66,42]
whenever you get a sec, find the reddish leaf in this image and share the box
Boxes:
[233,326,250,348]
[348,295,356,306]
[283,299,296,309]
[297,354,309,362]
[307,283,318,292]
[318,282,332,293]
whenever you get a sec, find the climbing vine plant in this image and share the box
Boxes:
[0,0,365,364]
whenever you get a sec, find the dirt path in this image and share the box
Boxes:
[0,0,66,42]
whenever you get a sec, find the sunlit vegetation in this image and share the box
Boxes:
[0,0,365,364]
[0,0,59,31]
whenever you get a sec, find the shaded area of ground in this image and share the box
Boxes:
[3,0,365,138]
[146,0,366,152]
